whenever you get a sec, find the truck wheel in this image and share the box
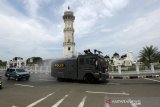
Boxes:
[57,78,64,82]
[84,74,95,84]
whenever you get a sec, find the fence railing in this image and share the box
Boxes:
[109,63,160,75]
[0,66,6,71]
[25,66,51,73]
[1,63,160,75]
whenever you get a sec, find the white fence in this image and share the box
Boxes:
[109,63,160,74]
[25,66,51,73]
[0,67,6,71]
[1,63,160,76]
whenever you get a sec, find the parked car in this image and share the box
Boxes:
[0,75,2,89]
[5,68,30,81]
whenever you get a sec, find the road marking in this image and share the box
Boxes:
[51,94,69,107]
[26,92,55,107]
[144,78,160,83]
[104,103,110,107]
[15,84,34,88]
[78,96,87,107]
[39,79,56,82]
[129,99,138,107]
[86,91,129,95]
[107,83,120,85]
[12,106,18,107]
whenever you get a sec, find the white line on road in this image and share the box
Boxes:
[86,91,129,95]
[39,79,56,82]
[51,94,69,107]
[144,78,160,83]
[15,84,34,88]
[104,103,110,107]
[78,96,87,107]
[26,92,55,107]
[129,99,138,107]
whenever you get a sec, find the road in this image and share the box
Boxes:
[0,71,160,107]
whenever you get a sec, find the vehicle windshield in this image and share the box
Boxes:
[16,69,26,72]
[98,56,107,67]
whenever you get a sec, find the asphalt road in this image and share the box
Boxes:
[0,71,160,107]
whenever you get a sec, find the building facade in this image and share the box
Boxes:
[63,6,75,57]
[7,57,26,68]
[111,52,136,66]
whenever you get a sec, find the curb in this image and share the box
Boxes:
[109,75,159,79]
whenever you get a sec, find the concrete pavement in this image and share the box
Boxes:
[0,71,160,107]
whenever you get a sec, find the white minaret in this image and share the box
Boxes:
[63,6,75,57]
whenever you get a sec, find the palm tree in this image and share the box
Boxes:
[139,45,160,67]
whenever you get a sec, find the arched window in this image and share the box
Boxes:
[68,39,70,42]
[68,47,71,51]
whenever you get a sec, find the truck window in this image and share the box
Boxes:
[79,58,84,65]
[86,58,96,65]
[99,58,106,66]
[86,58,89,64]
[90,58,96,65]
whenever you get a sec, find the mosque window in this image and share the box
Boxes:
[68,47,71,51]
[68,39,70,42]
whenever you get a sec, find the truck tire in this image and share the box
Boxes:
[57,78,64,82]
[84,74,95,84]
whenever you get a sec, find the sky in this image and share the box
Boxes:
[0,0,160,61]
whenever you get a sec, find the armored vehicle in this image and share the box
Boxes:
[51,49,109,83]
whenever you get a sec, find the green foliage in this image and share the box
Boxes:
[139,45,160,66]
[0,60,6,66]
[26,57,43,66]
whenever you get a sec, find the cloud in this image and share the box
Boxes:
[78,7,160,56]
[102,0,129,12]
[0,0,63,60]
[121,8,160,41]
[0,14,61,56]
[23,0,39,17]
[101,28,112,33]
[59,0,129,38]
[0,0,160,61]
[22,0,52,17]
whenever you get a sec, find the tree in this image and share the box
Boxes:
[26,57,43,66]
[0,60,7,66]
[139,45,160,66]
[157,52,160,63]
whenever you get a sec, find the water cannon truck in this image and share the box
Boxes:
[51,49,109,83]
